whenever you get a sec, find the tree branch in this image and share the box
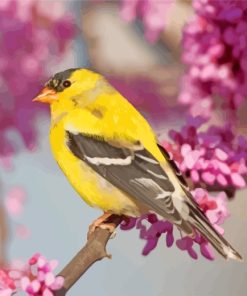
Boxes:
[55,215,123,296]
[203,184,236,198]
[186,178,238,199]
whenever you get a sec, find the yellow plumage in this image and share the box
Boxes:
[49,70,165,216]
[33,68,242,261]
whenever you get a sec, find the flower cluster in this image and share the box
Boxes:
[0,254,63,295]
[120,0,174,42]
[0,269,15,296]
[180,0,247,115]
[0,0,74,162]
[121,188,229,260]
[165,117,247,189]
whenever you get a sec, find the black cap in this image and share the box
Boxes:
[46,68,80,92]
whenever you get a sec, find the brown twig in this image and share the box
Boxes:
[202,184,236,199]
[186,178,238,199]
[55,215,123,296]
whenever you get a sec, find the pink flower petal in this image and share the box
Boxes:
[184,151,201,169]
[30,280,41,293]
[192,188,207,203]
[202,171,216,184]
[37,257,46,268]
[217,161,231,175]
[181,144,191,156]
[38,271,45,282]
[200,242,215,260]
[29,253,41,265]
[20,277,30,290]
[120,217,137,230]
[215,148,228,161]
[206,210,218,224]
[50,276,64,290]
[30,264,38,277]
[191,169,200,182]
[231,172,246,188]
[216,174,228,186]
[45,272,55,286]
[142,237,159,256]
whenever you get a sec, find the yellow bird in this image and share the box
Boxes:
[33,68,242,260]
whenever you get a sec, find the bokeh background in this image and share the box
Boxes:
[1,1,247,295]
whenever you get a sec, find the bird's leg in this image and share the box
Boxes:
[88,212,116,239]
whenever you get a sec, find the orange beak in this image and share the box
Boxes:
[32,87,58,104]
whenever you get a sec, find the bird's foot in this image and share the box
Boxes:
[87,212,116,240]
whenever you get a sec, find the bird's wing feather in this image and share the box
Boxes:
[157,144,242,260]
[158,144,214,221]
[157,144,189,189]
[66,131,188,224]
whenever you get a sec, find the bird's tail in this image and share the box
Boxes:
[188,203,243,261]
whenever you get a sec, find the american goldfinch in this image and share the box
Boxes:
[33,68,242,261]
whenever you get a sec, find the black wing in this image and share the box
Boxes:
[66,131,193,233]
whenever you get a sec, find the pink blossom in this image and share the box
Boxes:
[138,214,174,255]
[166,118,247,189]
[231,172,246,188]
[176,237,198,260]
[180,0,247,113]
[0,254,64,295]
[0,0,74,165]
[0,269,16,295]
[194,188,229,225]
[121,189,229,260]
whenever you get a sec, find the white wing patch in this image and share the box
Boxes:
[147,169,168,180]
[85,155,133,166]
[135,153,159,164]
[131,178,171,200]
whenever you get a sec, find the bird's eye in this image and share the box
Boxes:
[63,80,71,88]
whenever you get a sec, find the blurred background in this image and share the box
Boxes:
[0,0,247,295]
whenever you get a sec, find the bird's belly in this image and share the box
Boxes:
[51,131,141,216]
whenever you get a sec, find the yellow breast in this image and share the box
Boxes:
[49,120,141,217]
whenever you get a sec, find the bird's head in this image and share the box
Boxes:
[33,68,101,108]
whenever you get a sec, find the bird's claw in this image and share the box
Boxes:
[87,218,116,240]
